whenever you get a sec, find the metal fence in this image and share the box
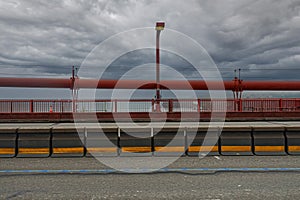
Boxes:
[0,98,300,113]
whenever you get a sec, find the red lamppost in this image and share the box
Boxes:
[155,22,165,111]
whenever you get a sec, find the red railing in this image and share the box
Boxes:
[0,99,300,113]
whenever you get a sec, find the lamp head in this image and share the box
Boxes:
[156,22,165,31]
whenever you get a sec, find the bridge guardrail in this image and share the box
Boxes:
[1,98,300,113]
[0,125,299,157]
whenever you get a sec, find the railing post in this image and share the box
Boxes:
[234,99,237,112]
[296,99,300,111]
[114,100,118,112]
[30,100,34,113]
[238,99,243,112]
[61,101,64,113]
[279,98,283,112]
[10,101,13,113]
[72,100,75,113]
[197,99,201,112]
[168,99,173,112]
[151,99,155,112]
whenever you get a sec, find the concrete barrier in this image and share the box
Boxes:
[120,128,152,156]
[220,127,253,156]
[17,127,51,157]
[253,127,286,155]
[0,128,17,157]
[86,128,118,157]
[51,128,84,157]
[0,122,299,158]
[154,128,185,156]
[286,127,300,155]
[187,127,219,156]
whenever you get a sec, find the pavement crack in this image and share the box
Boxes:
[5,190,32,200]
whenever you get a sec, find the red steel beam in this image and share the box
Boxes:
[0,77,70,88]
[77,79,230,90]
[1,77,300,91]
[1,112,300,122]
[242,81,300,90]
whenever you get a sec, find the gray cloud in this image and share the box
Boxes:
[0,0,299,81]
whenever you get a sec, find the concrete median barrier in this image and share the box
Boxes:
[0,122,299,158]
[187,127,219,156]
[154,128,185,156]
[286,127,300,155]
[253,127,286,155]
[51,128,84,157]
[220,127,253,156]
[0,128,17,157]
[17,127,51,157]
[86,128,118,157]
[120,128,152,156]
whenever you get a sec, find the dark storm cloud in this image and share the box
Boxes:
[0,0,299,80]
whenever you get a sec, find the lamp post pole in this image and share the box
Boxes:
[155,22,165,112]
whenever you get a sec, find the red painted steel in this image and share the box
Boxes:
[1,77,300,91]
[61,79,230,90]
[1,112,300,122]
[243,81,300,90]
[156,27,161,101]
[1,99,300,113]
[0,77,70,88]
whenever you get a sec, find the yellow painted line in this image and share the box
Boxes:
[288,146,300,152]
[221,146,251,152]
[255,146,285,152]
[0,148,15,154]
[122,147,151,153]
[155,146,185,152]
[53,147,84,154]
[19,148,49,154]
[188,146,218,152]
[87,147,117,153]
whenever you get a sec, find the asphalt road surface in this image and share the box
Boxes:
[0,156,299,199]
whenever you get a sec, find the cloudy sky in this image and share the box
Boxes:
[0,0,300,98]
